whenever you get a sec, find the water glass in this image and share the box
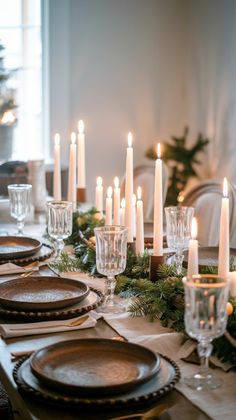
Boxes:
[8,184,32,234]
[165,206,194,274]
[94,225,128,313]
[47,201,73,259]
[182,274,229,390]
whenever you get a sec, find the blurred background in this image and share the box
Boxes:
[0,0,236,202]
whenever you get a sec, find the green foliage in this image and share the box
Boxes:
[52,208,236,365]
[66,206,104,247]
[146,127,209,205]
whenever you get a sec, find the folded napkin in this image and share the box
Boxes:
[0,262,39,277]
[0,313,98,338]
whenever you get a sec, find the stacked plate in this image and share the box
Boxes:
[0,236,53,265]
[14,338,180,410]
[0,276,103,320]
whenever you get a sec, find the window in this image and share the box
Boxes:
[0,0,42,160]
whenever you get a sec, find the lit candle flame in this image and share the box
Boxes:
[96,176,103,187]
[121,198,126,208]
[137,186,142,200]
[157,143,161,159]
[223,177,228,198]
[128,132,133,147]
[107,186,113,198]
[54,133,60,146]
[78,120,84,134]
[191,217,198,240]
[114,176,119,189]
[132,194,136,205]
[71,132,76,144]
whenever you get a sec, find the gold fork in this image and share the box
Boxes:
[7,314,90,331]
[110,404,167,420]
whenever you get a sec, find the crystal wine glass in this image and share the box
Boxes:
[165,206,194,274]
[94,225,128,313]
[8,184,32,235]
[182,274,229,390]
[47,201,73,259]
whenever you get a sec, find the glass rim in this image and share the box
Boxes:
[164,205,194,211]
[8,184,32,190]
[47,200,73,207]
[94,225,128,233]
[183,274,228,288]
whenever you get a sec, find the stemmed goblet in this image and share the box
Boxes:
[8,184,32,235]
[94,225,128,313]
[165,206,194,274]
[47,201,73,260]
[182,274,229,390]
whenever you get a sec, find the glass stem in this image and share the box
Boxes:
[197,341,213,375]
[56,239,64,257]
[17,220,24,234]
[175,252,184,275]
[105,276,116,303]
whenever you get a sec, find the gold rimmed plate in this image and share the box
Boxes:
[0,276,89,311]
[0,236,42,260]
[30,339,161,396]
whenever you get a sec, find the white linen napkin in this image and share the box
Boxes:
[0,262,39,276]
[0,313,98,338]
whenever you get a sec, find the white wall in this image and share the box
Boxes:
[48,0,186,201]
[184,0,236,183]
[48,0,236,202]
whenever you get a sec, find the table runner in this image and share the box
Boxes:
[64,271,236,420]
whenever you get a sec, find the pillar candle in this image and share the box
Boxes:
[187,217,199,276]
[125,132,134,242]
[67,132,77,210]
[53,133,61,201]
[136,186,144,255]
[218,177,229,278]
[77,120,86,188]
[105,186,113,225]
[120,198,126,226]
[229,271,236,297]
[113,176,120,225]
[153,143,163,256]
[95,176,103,213]
[132,193,137,238]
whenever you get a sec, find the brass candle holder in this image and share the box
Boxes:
[149,255,165,282]
[77,187,86,203]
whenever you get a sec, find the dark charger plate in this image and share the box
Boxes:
[30,339,161,396]
[13,351,180,410]
[0,276,89,311]
[0,236,42,260]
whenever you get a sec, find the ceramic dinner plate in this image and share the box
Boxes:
[30,339,161,396]
[0,236,42,260]
[14,352,180,410]
[0,276,89,311]
[183,246,236,268]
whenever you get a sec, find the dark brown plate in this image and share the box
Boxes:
[0,287,103,320]
[13,353,180,409]
[0,243,54,265]
[183,246,236,268]
[30,339,161,396]
[0,236,42,260]
[0,276,89,311]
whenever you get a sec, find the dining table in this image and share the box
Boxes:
[0,217,235,420]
